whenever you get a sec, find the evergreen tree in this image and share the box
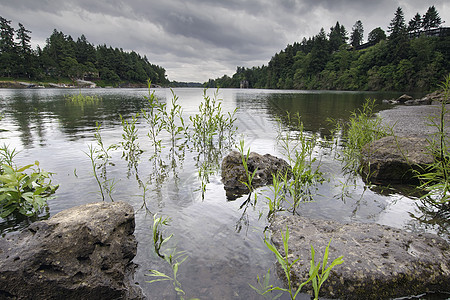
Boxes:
[0,17,17,77]
[329,22,348,52]
[388,7,407,39]
[0,17,15,53]
[422,5,442,30]
[350,20,364,47]
[15,23,34,78]
[408,13,422,33]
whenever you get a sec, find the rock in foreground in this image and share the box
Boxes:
[221,151,291,200]
[270,215,450,300]
[360,136,433,184]
[0,202,142,300]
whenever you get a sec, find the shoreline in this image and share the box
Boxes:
[378,103,450,137]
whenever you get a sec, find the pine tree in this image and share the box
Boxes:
[350,20,364,47]
[422,5,442,30]
[388,7,407,39]
[408,13,422,33]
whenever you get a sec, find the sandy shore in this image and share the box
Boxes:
[378,103,450,137]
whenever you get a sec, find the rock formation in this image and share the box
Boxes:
[0,201,143,300]
[221,150,291,200]
[360,136,433,184]
[270,215,450,300]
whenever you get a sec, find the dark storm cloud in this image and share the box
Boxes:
[0,0,448,82]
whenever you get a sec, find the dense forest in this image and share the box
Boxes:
[0,17,169,86]
[206,6,450,92]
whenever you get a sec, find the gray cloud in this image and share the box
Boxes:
[1,0,448,82]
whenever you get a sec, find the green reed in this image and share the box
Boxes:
[252,225,343,300]
[418,74,450,207]
[276,113,324,214]
[332,98,390,174]
[147,214,195,300]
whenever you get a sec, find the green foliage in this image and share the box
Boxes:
[0,17,168,84]
[0,145,58,218]
[147,214,195,300]
[276,113,324,213]
[237,139,258,194]
[418,74,450,207]
[206,7,448,92]
[84,123,118,201]
[310,239,344,300]
[254,226,343,300]
[333,98,390,174]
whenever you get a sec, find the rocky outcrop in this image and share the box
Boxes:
[360,136,433,184]
[382,91,447,106]
[221,151,291,200]
[0,202,142,300]
[270,215,450,300]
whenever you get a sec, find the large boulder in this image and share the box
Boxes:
[270,215,450,300]
[360,136,433,184]
[221,151,291,200]
[0,202,143,300]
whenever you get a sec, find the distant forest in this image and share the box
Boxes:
[0,17,169,86]
[205,6,450,92]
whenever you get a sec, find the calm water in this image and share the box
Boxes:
[0,88,445,299]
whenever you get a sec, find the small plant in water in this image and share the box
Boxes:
[276,113,324,213]
[332,98,390,174]
[418,74,450,207]
[147,214,195,300]
[0,144,58,217]
[253,225,344,300]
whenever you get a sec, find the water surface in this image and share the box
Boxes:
[0,88,443,299]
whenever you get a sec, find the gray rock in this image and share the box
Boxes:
[221,151,291,200]
[270,215,450,300]
[0,202,143,300]
[360,136,433,184]
[396,94,413,103]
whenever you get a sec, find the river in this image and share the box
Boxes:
[0,87,444,299]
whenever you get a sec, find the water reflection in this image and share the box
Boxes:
[0,88,447,299]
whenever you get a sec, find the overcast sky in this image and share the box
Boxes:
[1,1,449,82]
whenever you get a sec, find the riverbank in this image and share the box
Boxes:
[378,102,450,136]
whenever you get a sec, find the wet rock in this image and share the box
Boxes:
[221,150,291,200]
[270,215,450,300]
[360,136,433,184]
[0,202,143,300]
[396,94,413,103]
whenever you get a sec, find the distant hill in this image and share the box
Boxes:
[0,16,169,87]
[206,7,450,92]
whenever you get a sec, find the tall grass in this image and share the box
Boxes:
[418,74,450,208]
[331,98,390,174]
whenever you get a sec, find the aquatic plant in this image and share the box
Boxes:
[237,139,258,194]
[332,98,390,174]
[253,226,343,300]
[65,90,101,109]
[418,74,450,208]
[141,80,166,155]
[147,214,193,300]
[120,113,143,177]
[190,88,237,150]
[0,144,58,217]
[276,113,324,213]
[84,123,118,201]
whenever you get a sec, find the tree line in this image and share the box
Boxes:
[0,17,169,86]
[206,6,449,92]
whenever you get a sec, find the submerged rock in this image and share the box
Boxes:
[221,150,291,200]
[0,202,143,300]
[270,215,450,300]
[360,136,433,184]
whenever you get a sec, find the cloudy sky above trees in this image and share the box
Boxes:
[1,0,449,82]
